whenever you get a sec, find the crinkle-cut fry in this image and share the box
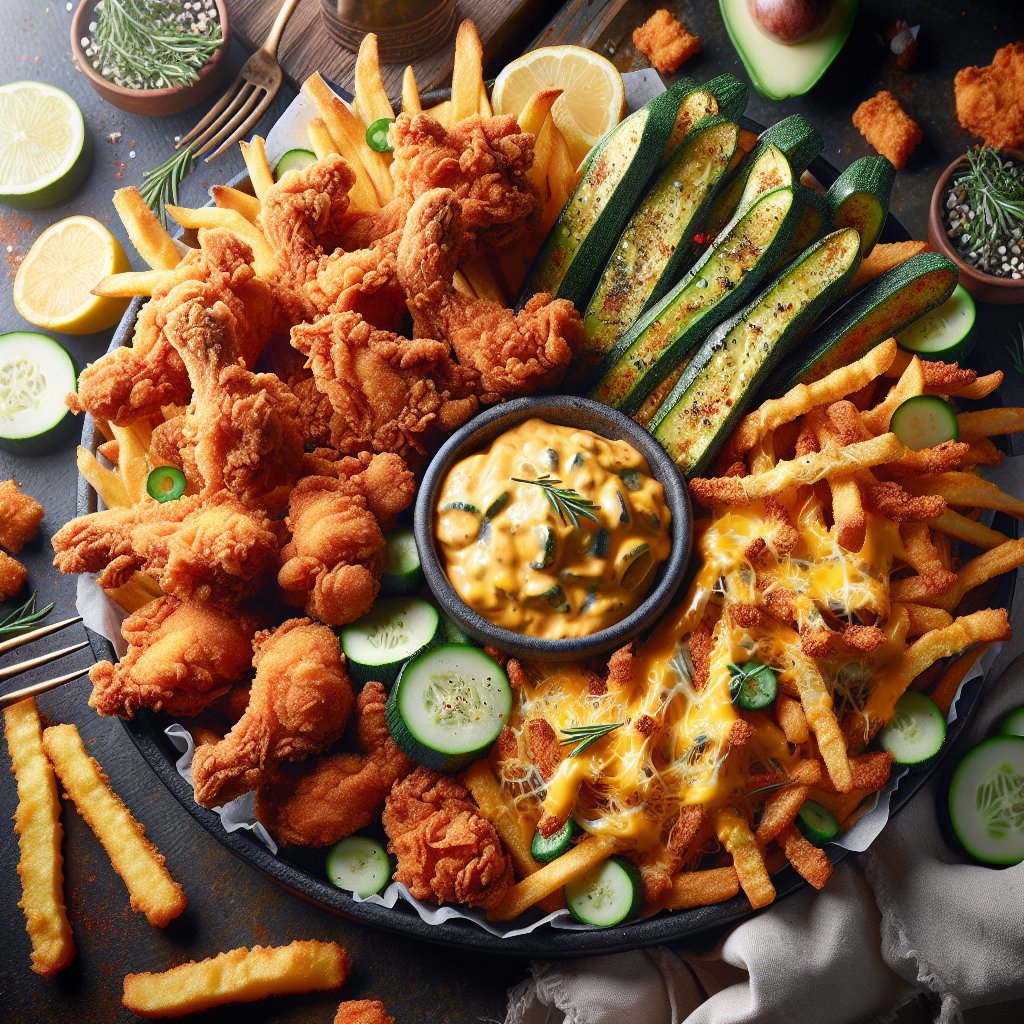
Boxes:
[889,439,971,475]
[961,437,1005,467]
[927,538,1024,613]
[689,434,906,507]
[831,476,867,552]
[164,208,275,276]
[863,480,945,521]
[664,867,740,909]
[897,602,954,637]
[4,699,75,977]
[42,724,186,927]
[487,834,618,921]
[939,370,1004,401]
[714,807,775,910]
[451,20,485,124]
[463,760,541,880]
[77,445,131,509]
[401,65,421,113]
[929,508,1010,550]
[122,940,350,1018]
[929,644,991,715]
[211,184,261,222]
[755,784,810,844]
[238,137,274,204]
[905,471,1024,519]
[779,825,832,889]
[886,353,1004,399]
[850,608,1012,747]
[93,269,175,298]
[816,751,893,793]
[113,187,181,270]
[307,118,339,161]
[353,33,395,126]
[956,408,1024,441]
[862,356,925,435]
[728,340,897,456]
[898,522,957,594]
[777,694,810,744]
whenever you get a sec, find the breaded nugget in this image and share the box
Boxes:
[0,480,44,553]
[0,549,27,598]
[852,91,922,169]
[954,42,1024,149]
[633,9,701,75]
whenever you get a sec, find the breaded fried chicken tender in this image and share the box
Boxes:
[88,597,261,719]
[954,42,1024,149]
[399,188,583,397]
[633,9,701,75]
[852,91,922,169]
[382,766,514,910]
[0,480,45,552]
[256,681,412,846]
[0,550,27,598]
[191,618,354,808]
[278,452,415,626]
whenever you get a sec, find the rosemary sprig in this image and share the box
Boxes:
[1004,321,1024,374]
[0,594,55,637]
[139,145,194,227]
[512,474,600,530]
[559,722,622,758]
[954,146,1024,253]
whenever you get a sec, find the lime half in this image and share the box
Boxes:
[0,81,91,209]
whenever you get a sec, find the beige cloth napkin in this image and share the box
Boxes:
[505,651,1024,1024]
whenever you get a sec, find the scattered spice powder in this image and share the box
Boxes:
[0,214,33,278]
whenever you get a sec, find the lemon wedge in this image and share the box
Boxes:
[492,45,626,168]
[14,216,131,335]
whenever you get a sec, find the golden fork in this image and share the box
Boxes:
[0,607,90,711]
[178,0,303,162]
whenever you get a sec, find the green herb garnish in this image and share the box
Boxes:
[139,145,194,227]
[1004,321,1024,374]
[512,474,600,530]
[0,594,54,637]
[559,722,622,757]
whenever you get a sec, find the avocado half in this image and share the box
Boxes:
[720,0,858,100]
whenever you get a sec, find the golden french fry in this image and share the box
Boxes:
[780,825,832,889]
[847,240,929,290]
[353,33,394,126]
[787,653,853,793]
[452,269,477,299]
[491,247,527,301]
[463,760,541,879]
[930,538,1024,613]
[401,65,421,113]
[93,269,174,298]
[906,472,1024,519]
[122,941,350,1018]
[936,370,1004,401]
[105,574,163,613]
[957,408,1024,441]
[426,98,452,126]
[898,522,956,595]
[42,724,187,927]
[714,807,775,909]
[929,644,991,715]
[830,476,867,552]
[518,89,561,188]
[777,694,810,744]
[77,446,131,509]
[729,339,898,455]
[451,20,486,124]
[665,867,739,910]
[461,257,506,303]
[896,602,954,637]
[239,137,275,204]
[211,185,261,222]
[164,207,276,276]
[478,81,493,118]
[929,508,1011,550]
[488,835,618,921]
[861,356,925,434]
[547,126,576,218]
[4,699,75,976]
[113,187,181,270]
[110,422,152,505]
[755,784,810,844]
[306,118,338,160]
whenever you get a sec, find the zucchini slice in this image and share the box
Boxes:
[0,331,76,454]
[591,185,798,414]
[652,227,862,476]
[385,643,512,773]
[896,284,976,363]
[796,800,840,845]
[338,596,442,687]
[519,78,695,309]
[565,856,643,927]
[273,148,316,180]
[579,116,739,375]
[659,75,744,163]
[766,252,959,391]
[1000,706,1024,738]
[827,155,895,257]
[772,185,833,270]
[878,692,946,767]
[325,836,391,897]
[890,395,959,450]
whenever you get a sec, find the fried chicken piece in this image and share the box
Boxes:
[852,91,923,169]
[278,452,414,626]
[51,492,281,606]
[399,188,583,396]
[0,480,44,552]
[162,290,303,506]
[290,311,479,461]
[633,9,701,75]
[191,618,354,808]
[71,230,277,425]
[954,42,1024,149]
[0,550,27,597]
[88,596,262,719]
[334,1001,394,1024]
[256,681,412,846]
[382,766,514,910]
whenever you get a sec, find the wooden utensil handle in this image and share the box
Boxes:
[262,0,303,58]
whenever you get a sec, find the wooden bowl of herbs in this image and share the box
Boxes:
[928,146,1024,305]
[71,0,229,116]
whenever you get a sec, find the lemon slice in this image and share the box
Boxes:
[492,45,626,168]
[14,217,131,335]
[0,81,91,209]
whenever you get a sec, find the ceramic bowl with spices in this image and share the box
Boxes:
[415,396,692,662]
[71,0,229,116]
[928,146,1024,305]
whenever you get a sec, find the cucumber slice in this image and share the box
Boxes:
[729,660,777,711]
[273,148,316,180]
[324,835,391,897]
[796,800,840,845]
[1000,706,1024,738]
[441,613,475,646]
[895,285,976,362]
[878,692,946,766]
[0,331,76,454]
[948,735,1024,866]
[531,819,576,863]
[890,395,959,451]
[339,597,442,687]
[565,856,643,927]
[385,643,512,772]
[380,528,423,597]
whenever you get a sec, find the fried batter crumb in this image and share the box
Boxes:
[0,549,27,598]
[852,90,922,169]
[954,42,1024,149]
[633,9,701,75]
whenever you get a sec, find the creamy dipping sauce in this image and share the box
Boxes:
[434,418,671,639]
